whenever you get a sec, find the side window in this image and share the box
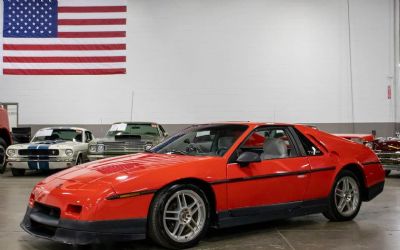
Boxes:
[85,131,93,143]
[295,130,323,156]
[238,127,299,160]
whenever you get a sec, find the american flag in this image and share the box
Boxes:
[2,0,127,75]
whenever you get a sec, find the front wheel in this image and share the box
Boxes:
[11,168,25,176]
[323,170,362,221]
[148,184,210,249]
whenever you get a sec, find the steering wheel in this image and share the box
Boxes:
[186,143,203,153]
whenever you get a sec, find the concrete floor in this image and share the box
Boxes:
[1,171,399,250]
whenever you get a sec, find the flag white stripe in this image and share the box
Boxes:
[58,0,127,7]
[58,13,126,19]
[3,38,126,44]
[58,25,126,32]
[3,50,126,57]
[3,62,126,69]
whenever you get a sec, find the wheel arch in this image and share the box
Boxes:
[339,163,368,201]
[75,152,83,164]
[151,177,218,226]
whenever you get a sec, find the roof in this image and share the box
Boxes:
[38,127,88,131]
[113,121,160,125]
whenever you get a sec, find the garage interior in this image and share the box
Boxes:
[1,0,400,249]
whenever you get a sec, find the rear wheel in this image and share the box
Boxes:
[0,138,6,174]
[11,168,25,177]
[323,170,361,221]
[148,184,210,249]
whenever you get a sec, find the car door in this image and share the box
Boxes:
[226,126,311,214]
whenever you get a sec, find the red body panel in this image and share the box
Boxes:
[0,105,12,145]
[29,122,385,224]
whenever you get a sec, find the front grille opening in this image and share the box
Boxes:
[30,219,57,237]
[18,149,59,156]
[34,202,61,219]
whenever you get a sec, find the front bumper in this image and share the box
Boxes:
[376,152,400,171]
[21,206,146,245]
[364,181,385,202]
[7,160,74,170]
[87,154,112,161]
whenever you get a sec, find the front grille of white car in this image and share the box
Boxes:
[103,141,147,152]
[18,149,59,156]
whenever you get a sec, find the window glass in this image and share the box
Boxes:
[32,129,83,142]
[152,125,247,156]
[295,130,323,156]
[238,127,298,160]
[85,131,93,142]
[106,123,160,137]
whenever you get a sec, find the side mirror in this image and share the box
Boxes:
[236,151,261,167]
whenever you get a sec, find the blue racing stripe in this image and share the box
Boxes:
[27,144,39,170]
[37,144,50,170]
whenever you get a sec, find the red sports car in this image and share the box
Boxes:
[21,123,385,249]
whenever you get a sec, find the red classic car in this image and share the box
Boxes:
[335,133,400,176]
[21,122,385,249]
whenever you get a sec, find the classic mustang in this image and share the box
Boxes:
[87,122,168,161]
[6,127,94,176]
[21,123,384,249]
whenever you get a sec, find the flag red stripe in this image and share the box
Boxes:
[58,31,126,38]
[4,56,126,63]
[3,68,126,75]
[58,19,126,25]
[3,44,126,50]
[58,6,127,13]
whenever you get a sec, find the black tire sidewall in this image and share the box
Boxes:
[11,168,25,176]
[328,170,362,221]
[150,184,210,249]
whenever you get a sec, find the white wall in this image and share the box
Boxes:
[0,0,395,125]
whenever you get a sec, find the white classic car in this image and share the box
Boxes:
[6,127,94,176]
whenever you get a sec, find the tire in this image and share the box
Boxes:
[385,170,391,177]
[148,184,210,249]
[0,138,6,174]
[323,170,362,221]
[11,168,25,177]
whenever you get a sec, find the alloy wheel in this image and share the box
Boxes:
[334,176,360,217]
[162,190,206,243]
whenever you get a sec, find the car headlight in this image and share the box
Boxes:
[365,142,374,149]
[65,149,74,156]
[7,149,16,157]
[97,144,105,153]
[89,145,97,153]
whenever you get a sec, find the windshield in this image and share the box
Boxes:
[151,124,248,156]
[32,129,83,142]
[106,123,160,137]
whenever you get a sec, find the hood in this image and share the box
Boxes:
[92,135,159,144]
[45,153,214,187]
[9,140,80,149]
